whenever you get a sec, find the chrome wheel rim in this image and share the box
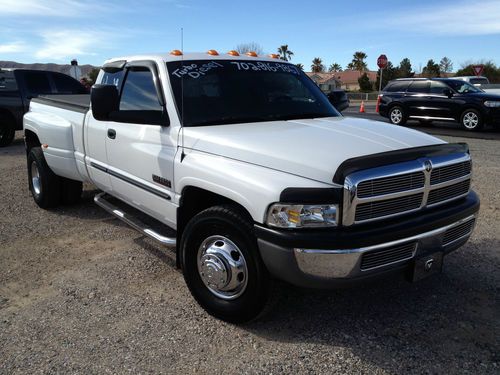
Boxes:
[31,161,41,196]
[197,235,248,300]
[390,108,403,124]
[463,112,479,129]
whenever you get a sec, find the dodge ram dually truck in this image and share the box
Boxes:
[23,51,480,322]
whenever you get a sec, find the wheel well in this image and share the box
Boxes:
[176,186,252,266]
[24,130,41,152]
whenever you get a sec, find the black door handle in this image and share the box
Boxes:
[107,129,116,139]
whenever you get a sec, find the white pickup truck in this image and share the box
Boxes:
[23,51,480,322]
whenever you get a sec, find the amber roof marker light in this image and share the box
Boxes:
[170,49,183,56]
[207,49,219,56]
[227,50,240,56]
[245,51,258,57]
[268,54,280,59]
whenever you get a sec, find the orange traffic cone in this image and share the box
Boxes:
[359,101,365,113]
[375,95,381,113]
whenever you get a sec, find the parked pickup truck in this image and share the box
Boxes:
[0,68,87,147]
[23,51,480,322]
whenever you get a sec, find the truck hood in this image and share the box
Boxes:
[183,116,444,184]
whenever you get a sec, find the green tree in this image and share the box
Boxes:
[295,63,304,71]
[398,58,413,78]
[422,59,441,77]
[439,57,453,73]
[455,61,500,83]
[375,61,399,90]
[277,45,294,61]
[358,73,373,92]
[311,58,325,73]
[347,51,368,72]
[87,67,100,84]
[328,63,343,72]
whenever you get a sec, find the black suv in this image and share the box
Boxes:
[378,78,500,131]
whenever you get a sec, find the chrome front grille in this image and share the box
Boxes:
[430,160,472,185]
[357,171,425,198]
[343,152,472,226]
[427,179,471,206]
[355,193,423,222]
[360,242,417,271]
[443,217,475,245]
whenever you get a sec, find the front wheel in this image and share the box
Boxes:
[389,106,407,125]
[180,205,271,323]
[460,109,483,131]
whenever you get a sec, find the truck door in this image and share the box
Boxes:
[404,80,430,118]
[84,67,126,192]
[104,61,177,228]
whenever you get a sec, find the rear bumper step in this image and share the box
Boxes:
[94,192,176,247]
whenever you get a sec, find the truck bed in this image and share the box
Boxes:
[33,94,90,113]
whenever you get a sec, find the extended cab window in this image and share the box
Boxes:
[167,60,338,127]
[101,70,125,91]
[407,81,429,94]
[120,69,162,111]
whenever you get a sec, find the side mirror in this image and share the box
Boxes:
[443,88,453,98]
[91,84,119,121]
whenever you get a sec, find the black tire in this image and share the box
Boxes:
[460,109,483,131]
[0,115,16,147]
[180,205,270,323]
[61,177,82,205]
[27,147,62,208]
[388,106,407,125]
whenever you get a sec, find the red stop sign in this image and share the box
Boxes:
[377,54,388,69]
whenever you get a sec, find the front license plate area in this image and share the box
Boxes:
[410,252,443,282]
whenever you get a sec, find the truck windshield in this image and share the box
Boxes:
[167,60,339,127]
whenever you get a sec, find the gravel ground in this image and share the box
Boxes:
[0,133,499,374]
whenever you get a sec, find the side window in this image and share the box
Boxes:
[52,73,86,94]
[119,69,162,111]
[23,71,52,96]
[0,71,18,91]
[406,81,429,94]
[429,81,449,95]
[385,81,409,92]
[100,69,125,91]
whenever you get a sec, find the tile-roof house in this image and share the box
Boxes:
[307,70,377,91]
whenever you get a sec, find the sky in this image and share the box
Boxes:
[0,0,499,72]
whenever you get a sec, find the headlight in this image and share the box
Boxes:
[484,101,500,108]
[266,203,338,228]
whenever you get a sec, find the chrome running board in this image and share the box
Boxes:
[94,192,176,247]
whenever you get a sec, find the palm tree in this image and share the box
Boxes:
[311,58,324,73]
[347,51,368,72]
[295,63,304,71]
[328,63,343,72]
[277,45,294,61]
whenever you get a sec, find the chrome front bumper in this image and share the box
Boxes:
[294,215,475,279]
[257,214,476,288]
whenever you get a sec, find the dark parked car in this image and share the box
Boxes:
[378,78,500,131]
[0,69,87,146]
[326,89,349,112]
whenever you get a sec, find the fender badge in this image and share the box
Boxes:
[152,174,171,188]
